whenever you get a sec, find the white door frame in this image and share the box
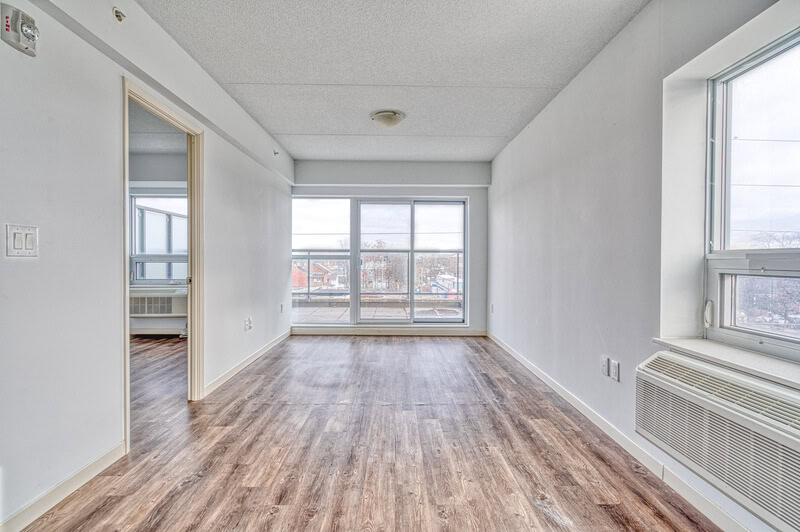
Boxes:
[122,78,205,453]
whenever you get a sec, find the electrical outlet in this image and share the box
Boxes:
[244,317,253,331]
[601,356,610,377]
[610,360,620,382]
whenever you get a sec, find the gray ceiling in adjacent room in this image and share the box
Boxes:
[134,0,649,161]
[129,101,187,154]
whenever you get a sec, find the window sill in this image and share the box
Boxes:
[653,337,800,392]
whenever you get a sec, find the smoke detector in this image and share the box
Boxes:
[370,110,405,128]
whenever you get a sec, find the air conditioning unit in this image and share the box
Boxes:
[636,351,800,532]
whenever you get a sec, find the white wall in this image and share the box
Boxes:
[487,0,775,528]
[130,153,187,182]
[294,179,488,334]
[31,0,294,182]
[0,0,291,525]
[204,134,291,385]
[296,160,491,187]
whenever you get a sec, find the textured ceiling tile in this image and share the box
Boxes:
[130,133,188,154]
[274,134,508,161]
[224,84,560,138]
[135,0,649,160]
[129,102,183,134]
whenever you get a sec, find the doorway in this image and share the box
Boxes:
[123,80,204,453]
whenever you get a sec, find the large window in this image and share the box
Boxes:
[706,33,800,359]
[291,198,466,325]
[292,198,351,324]
[131,197,187,285]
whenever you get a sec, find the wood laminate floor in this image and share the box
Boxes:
[26,335,718,531]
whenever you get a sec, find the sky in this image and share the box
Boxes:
[728,42,800,248]
[292,199,464,251]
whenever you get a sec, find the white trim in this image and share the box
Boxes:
[203,330,291,396]
[129,328,184,335]
[487,332,746,532]
[291,326,486,336]
[0,442,125,532]
[662,467,748,532]
[123,79,206,457]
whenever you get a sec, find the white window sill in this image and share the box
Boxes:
[653,337,800,392]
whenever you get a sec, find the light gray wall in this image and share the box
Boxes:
[204,133,291,384]
[295,160,491,187]
[487,0,775,528]
[0,0,291,522]
[130,153,187,182]
[294,182,488,333]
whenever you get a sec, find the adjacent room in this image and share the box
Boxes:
[2,1,799,531]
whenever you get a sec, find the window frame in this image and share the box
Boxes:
[291,196,468,326]
[130,194,188,286]
[705,30,800,362]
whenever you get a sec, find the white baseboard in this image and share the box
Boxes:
[662,467,747,532]
[130,328,182,335]
[486,332,745,532]
[204,330,290,396]
[0,441,125,532]
[291,326,487,336]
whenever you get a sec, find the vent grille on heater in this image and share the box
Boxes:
[637,352,800,531]
[644,355,800,434]
[130,296,173,315]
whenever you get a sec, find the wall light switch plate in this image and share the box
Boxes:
[610,360,620,382]
[6,224,38,257]
[601,356,610,377]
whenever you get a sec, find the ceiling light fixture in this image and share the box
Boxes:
[370,109,405,128]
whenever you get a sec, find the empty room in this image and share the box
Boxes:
[2,1,800,531]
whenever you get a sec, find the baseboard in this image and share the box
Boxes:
[0,441,125,532]
[486,332,745,532]
[203,330,290,396]
[129,328,183,335]
[662,467,747,532]
[291,326,487,336]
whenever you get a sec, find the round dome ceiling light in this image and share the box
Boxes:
[370,110,405,128]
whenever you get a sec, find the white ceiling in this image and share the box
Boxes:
[129,101,187,154]
[134,0,649,161]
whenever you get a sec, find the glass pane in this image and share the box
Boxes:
[309,259,350,294]
[134,261,187,282]
[414,203,464,250]
[727,44,800,249]
[734,275,800,340]
[414,252,463,321]
[360,252,409,320]
[360,296,409,320]
[292,259,309,294]
[292,198,350,251]
[172,216,188,254]
[136,197,187,216]
[292,259,350,324]
[171,262,187,281]
[360,203,411,250]
[361,253,408,293]
[143,211,168,254]
[414,295,463,320]
[140,262,168,280]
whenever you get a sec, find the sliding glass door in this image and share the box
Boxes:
[291,197,466,325]
[359,201,412,322]
[412,202,465,322]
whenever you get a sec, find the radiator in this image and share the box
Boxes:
[636,351,800,531]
